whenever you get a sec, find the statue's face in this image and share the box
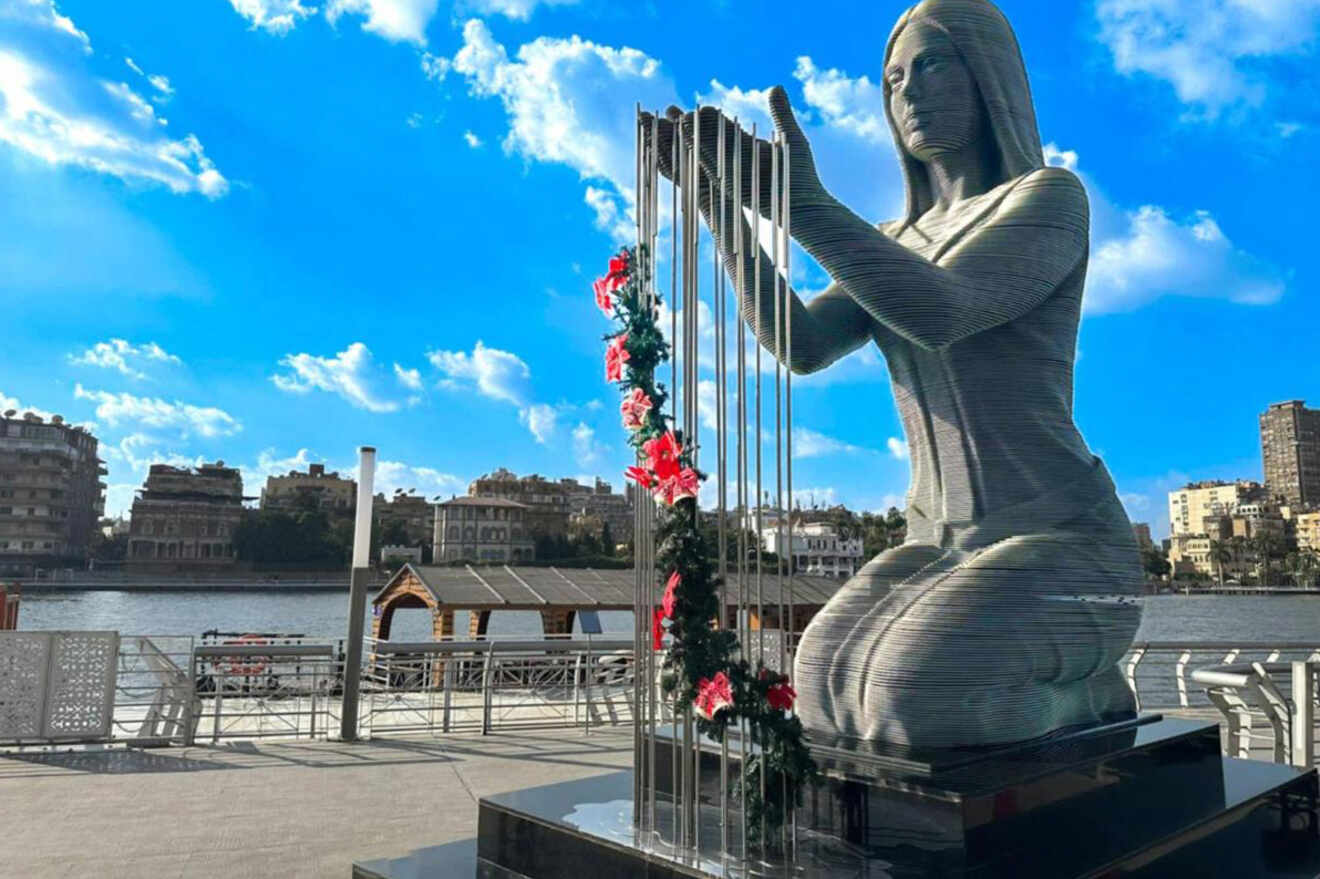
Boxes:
[886,22,982,163]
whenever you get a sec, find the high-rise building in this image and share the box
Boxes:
[261,463,356,515]
[1131,522,1153,550]
[127,462,243,566]
[0,411,105,572]
[1296,511,1320,553]
[1260,400,1320,509]
[1167,480,1263,536]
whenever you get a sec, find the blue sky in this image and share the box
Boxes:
[2,0,1316,538]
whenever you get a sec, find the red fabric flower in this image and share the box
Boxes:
[652,607,666,651]
[605,333,630,382]
[593,277,614,316]
[625,465,654,489]
[695,671,734,721]
[620,388,652,431]
[652,467,700,506]
[766,675,796,712]
[662,570,679,619]
[642,431,682,481]
[608,253,628,279]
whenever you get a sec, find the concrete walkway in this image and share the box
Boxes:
[0,729,632,879]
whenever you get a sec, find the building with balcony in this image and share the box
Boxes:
[760,520,864,579]
[374,491,436,548]
[0,411,105,572]
[1296,512,1320,553]
[1261,400,1320,510]
[127,462,243,567]
[433,496,534,563]
[1167,480,1264,537]
[260,463,356,515]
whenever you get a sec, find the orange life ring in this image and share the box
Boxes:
[219,634,270,677]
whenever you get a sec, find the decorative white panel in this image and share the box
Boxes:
[44,631,118,739]
[0,631,118,741]
[0,632,51,739]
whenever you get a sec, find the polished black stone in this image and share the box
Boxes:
[469,716,1320,878]
[353,839,477,879]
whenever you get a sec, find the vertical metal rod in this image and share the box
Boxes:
[751,124,763,670]
[340,445,376,742]
[732,117,750,860]
[782,135,797,861]
[771,131,785,678]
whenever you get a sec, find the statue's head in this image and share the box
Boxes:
[882,0,1044,221]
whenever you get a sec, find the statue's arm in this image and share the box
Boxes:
[793,167,1089,350]
[701,182,874,375]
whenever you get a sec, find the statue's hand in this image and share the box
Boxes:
[656,88,828,216]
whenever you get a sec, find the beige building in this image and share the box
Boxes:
[1260,400,1320,509]
[761,520,864,579]
[433,496,534,563]
[128,462,243,566]
[1167,533,1251,582]
[467,469,633,541]
[374,491,436,548]
[261,463,355,515]
[0,412,105,571]
[1296,512,1320,552]
[1168,480,1263,536]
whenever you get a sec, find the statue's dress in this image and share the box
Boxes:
[792,174,1143,749]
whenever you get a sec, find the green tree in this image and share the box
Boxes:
[1208,539,1233,587]
[884,506,907,548]
[600,521,615,557]
[1141,545,1171,581]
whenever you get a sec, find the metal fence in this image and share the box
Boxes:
[1122,641,1320,711]
[193,640,338,743]
[356,638,639,737]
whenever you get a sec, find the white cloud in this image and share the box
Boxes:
[463,129,483,148]
[1096,0,1320,117]
[1042,141,1079,172]
[571,421,599,466]
[374,459,466,499]
[519,402,558,444]
[1276,121,1305,138]
[792,56,888,144]
[325,0,439,45]
[124,57,173,100]
[1088,205,1285,313]
[584,185,632,244]
[271,342,402,412]
[227,0,316,35]
[450,19,676,231]
[428,340,530,406]
[73,384,241,437]
[887,437,908,460]
[0,390,58,422]
[393,362,423,390]
[792,426,865,459]
[457,0,579,21]
[1,0,89,50]
[68,339,180,379]
[0,40,227,197]
[406,112,423,128]
[420,51,449,81]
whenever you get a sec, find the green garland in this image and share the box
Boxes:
[594,245,818,844]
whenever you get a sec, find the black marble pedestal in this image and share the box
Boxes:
[468,716,1320,878]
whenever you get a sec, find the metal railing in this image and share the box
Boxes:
[357,638,637,737]
[1122,641,1320,712]
[113,635,196,745]
[193,640,338,742]
[1192,661,1319,767]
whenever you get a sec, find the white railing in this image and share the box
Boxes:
[1122,641,1320,712]
[1192,661,1319,767]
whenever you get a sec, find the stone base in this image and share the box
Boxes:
[469,716,1320,878]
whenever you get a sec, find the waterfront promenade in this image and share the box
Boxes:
[0,728,632,878]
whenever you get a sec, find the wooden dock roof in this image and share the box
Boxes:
[374,563,843,611]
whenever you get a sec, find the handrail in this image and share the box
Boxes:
[372,639,633,655]
[195,644,335,658]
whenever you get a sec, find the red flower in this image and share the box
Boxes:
[608,253,628,279]
[662,570,679,619]
[620,388,652,431]
[652,607,666,651]
[765,673,796,712]
[605,333,630,382]
[652,467,700,506]
[593,277,614,316]
[695,671,734,721]
[642,431,682,481]
[625,465,654,489]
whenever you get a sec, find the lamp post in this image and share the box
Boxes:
[340,445,376,741]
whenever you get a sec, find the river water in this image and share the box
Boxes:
[13,591,1320,644]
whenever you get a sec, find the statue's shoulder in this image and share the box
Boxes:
[1009,166,1088,211]
[877,219,905,239]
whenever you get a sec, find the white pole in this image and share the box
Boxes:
[341,445,377,741]
[352,446,377,568]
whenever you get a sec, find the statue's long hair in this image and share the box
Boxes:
[883,0,1045,226]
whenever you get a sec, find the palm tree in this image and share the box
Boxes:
[1208,539,1233,587]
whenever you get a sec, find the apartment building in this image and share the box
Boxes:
[127,462,243,566]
